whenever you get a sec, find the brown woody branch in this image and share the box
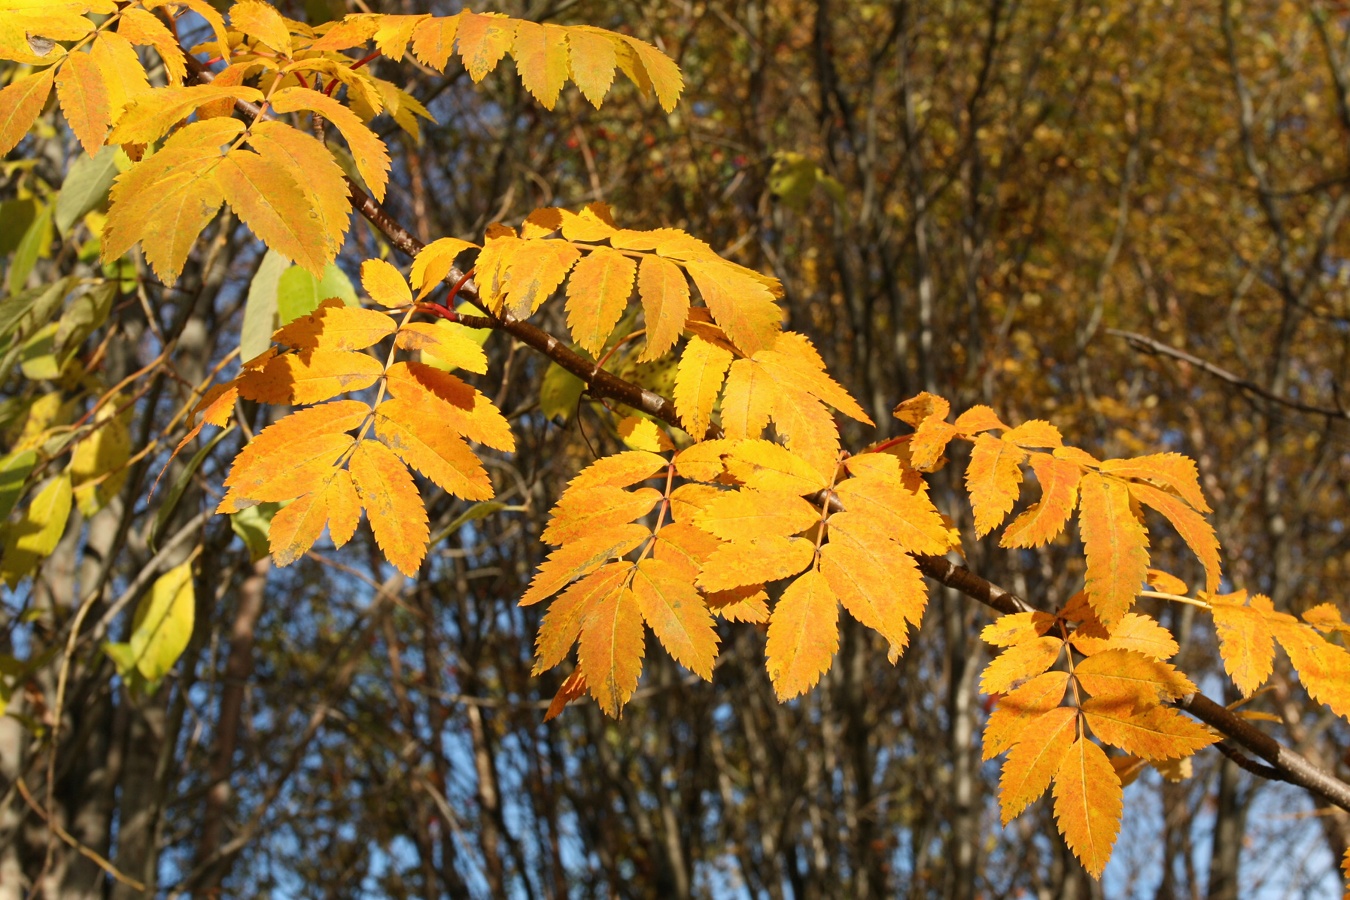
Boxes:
[183,44,1350,816]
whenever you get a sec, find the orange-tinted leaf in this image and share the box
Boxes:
[456,11,515,83]
[637,255,690,361]
[1053,737,1122,878]
[673,336,732,440]
[544,670,587,721]
[1001,452,1081,549]
[1146,569,1189,596]
[217,147,332,276]
[565,450,668,492]
[0,67,56,158]
[348,438,429,577]
[383,362,514,451]
[706,586,770,623]
[1073,648,1196,702]
[220,434,350,509]
[1208,597,1275,696]
[117,7,186,84]
[265,349,383,404]
[768,386,840,479]
[271,87,390,202]
[894,392,950,428]
[819,520,927,652]
[323,468,360,548]
[268,486,329,566]
[244,121,351,256]
[754,332,871,425]
[673,439,735,482]
[1099,453,1210,513]
[408,14,461,70]
[274,304,396,352]
[999,706,1077,823]
[696,535,815,592]
[519,525,649,606]
[541,485,662,545]
[720,358,776,439]
[230,0,293,54]
[684,259,781,356]
[980,611,1056,648]
[409,237,478,299]
[361,258,412,308]
[374,398,493,501]
[954,405,1007,435]
[1002,419,1063,449]
[565,247,636,354]
[652,519,720,577]
[396,322,488,374]
[910,418,957,472]
[1082,697,1216,760]
[632,558,719,680]
[1271,620,1350,719]
[722,440,829,495]
[1070,612,1179,661]
[533,563,628,674]
[566,25,617,108]
[693,489,819,541]
[108,84,262,144]
[966,434,1026,537]
[833,475,949,556]
[983,671,1070,760]
[511,21,569,108]
[578,584,645,717]
[55,50,109,155]
[1078,473,1150,628]
[981,636,1062,695]
[1128,480,1221,595]
[765,568,838,700]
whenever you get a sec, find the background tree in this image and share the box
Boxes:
[0,1,1348,898]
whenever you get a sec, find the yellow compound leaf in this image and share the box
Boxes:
[1053,737,1122,879]
[55,50,109,155]
[383,362,514,452]
[374,398,493,501]
[127,560,195,681]
[323,468,361,548]
[819,517,927,652]
[578,583,645,718]
[409,237,478,299]
[359,258,412,309]
[707,587,769,624]
[541,485,662,546]
[274,304,396,352]
[0,473,72,588]
[0,67,56,158]
[696,535,815,592]
[456,11,516,82]
[565,246,636,354]
[632,557,719,680]
[561,204,619,242]
[1270,620,1350,719]
[498,239,581,317]
[268,485,331,567]
[564,450,668,492]
[765,568,838,700]
[371,13,424,61]
[966,433,1026,537]
[229,0,292,54]
[721,358,776,439]
[721,439,829,495]
[833,475,949,556]
[1099,453,1210,513]
[1303,602,1350,636]
[519,525,649,606]
[1146,569,1189,595]
[533,563,628,675]
[1001,452,1081,549]
[684,259,781,357]
[108,84,263,145]
[980,636,1062,695]
[117,7,185,85]
[652,520,720,578]
[308,13,381,52]
[221,433,350,509]
[617,417,673,453]
[407,13,461,69]
[693,488,819,541]
[980,611,1056,648]
[91,32,151,122]
[510,21,568,108]
[1070,612,1179,662]
[104,118,241,283]
[982,671,1070,761]
[673,335,733,440]
[558,25,614,107]
[999,706,1076,823]
[954,405,1007,435]
[244,121,351,258]
[894,391,950,428]
[910,417,958,472]
[267,349,383,405]
[637,255,689,361]
[769,386,839,479]
[348,438,429,577]
[271,87,390,202]
[617,34,683,112]
[1072,648,1196,702]
[1002,419,1063,449]
[754,332,871,425]
[1081,697,1216,760]
[673,438,735,482]
[395,322,488,373]
[1127,480,1221,595]
[217,147,332,277]
[222,399,367,493]
[1077,473,1150,629]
